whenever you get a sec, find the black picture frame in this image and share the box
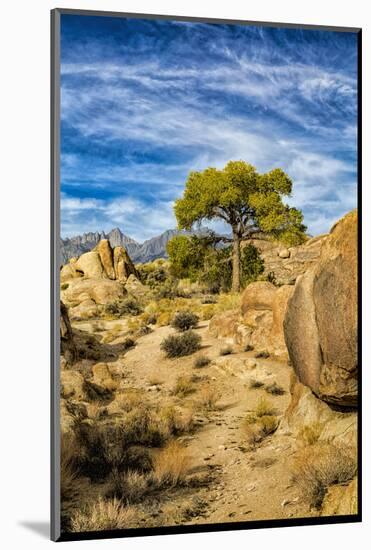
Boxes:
[51,8,362,542]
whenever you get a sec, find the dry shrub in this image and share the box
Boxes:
[106,469,150,504]
[153,441,190,487]
[114,389,144,412]
[173,375,195,397]
[292,443,357,509]
[160,331,202,358]
[297,422,324,446]
[194,355,211,368]
[159,405,194,434]
[60,434,90,529]
[243,414,278,447]
[196,385,221,411]
[265,382,285,395]
[70,498,136,532]
[255,397,277,417]
[171,311,199,331]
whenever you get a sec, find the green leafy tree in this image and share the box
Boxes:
[166,235,205,281]
[241,244,265,287]
[174,161,306,291]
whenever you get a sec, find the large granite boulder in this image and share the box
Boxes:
[75,250,106,279]
[209,281,293,359]
[284,210,358,407]
[61,278,127,320]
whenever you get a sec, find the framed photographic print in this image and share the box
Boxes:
[51,8,361,542]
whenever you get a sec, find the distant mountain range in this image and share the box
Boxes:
[60,227,189,264]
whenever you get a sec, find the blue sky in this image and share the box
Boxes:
[60,14,358,242]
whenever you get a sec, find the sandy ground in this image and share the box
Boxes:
[72,318,316,525]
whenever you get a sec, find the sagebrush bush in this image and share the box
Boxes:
[70,498,136,532]
[106,298,143,317]
[194,355,211,368]
[160,331,202,358]
[171,311,199,331]
[265,382,285,395]
[292,443,357,509]
[297,422,324,446]
[244,344,254,352]
[243,414,278,447]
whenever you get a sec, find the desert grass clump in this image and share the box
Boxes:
[160,330,201,358]
[297,422,324,446]
[194,355,211,368]
[153,441,190,487]
[220,345,233,356]
[196,385,221,411]
[242,397,278,447]
[249,379,264,389]
[292,443,357,509]
[265,382,285,396]
[243,414,279,447]
[106,469,150,504]
[255,397,277,417]
[70,498,136,532]
[173,375,196,397]
[159,405,194,435]
[171,311,199,331]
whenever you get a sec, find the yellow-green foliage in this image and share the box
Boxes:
[173,375,196,397]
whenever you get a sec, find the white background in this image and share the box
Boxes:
[0,0,369,548]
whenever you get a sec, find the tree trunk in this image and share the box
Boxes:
[232,229,241,292]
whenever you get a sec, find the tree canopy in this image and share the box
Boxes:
[174,161,306,291]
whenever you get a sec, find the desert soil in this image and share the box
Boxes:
[72,318,316,526]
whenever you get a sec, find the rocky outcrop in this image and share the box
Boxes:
[321,478,358,516]
[60,240,142,319]
[61,278,127,320]
[280,376,357,449]
[209,282,293,359]
[284,210,358,407]
[242,234,327,286]
[60,301,77,363]
[113,246,138,281]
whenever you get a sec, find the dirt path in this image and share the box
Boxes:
[98,320,315,524]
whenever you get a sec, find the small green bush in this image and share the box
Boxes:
[161,331,202,358]
[171,311,199,332]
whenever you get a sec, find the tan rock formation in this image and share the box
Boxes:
[75,250,106,279]
[284,210,358,407]
[321,478,358,516]
[113,246,138,281]
[96,239,116,279]
[280,377,357,449]
[209,282,293,359]
[60,301,77,363]
[241,234,327,285]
